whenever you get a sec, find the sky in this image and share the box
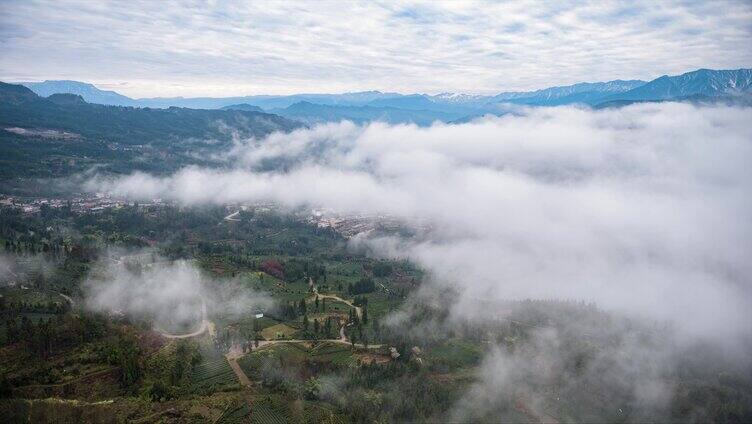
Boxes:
[1,0,751,97]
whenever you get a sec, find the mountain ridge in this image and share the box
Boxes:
[0,82,300,180]
[22,80,137,106]
[270,100,468,125]
[13,68,752,126]
[599,68,752,102]
[0,82,298,144]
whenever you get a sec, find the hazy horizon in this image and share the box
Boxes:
[12,66,752,100]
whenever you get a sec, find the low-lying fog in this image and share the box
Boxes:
[80,102,752,420]
[91,102,752,346]
[83,252,272,331]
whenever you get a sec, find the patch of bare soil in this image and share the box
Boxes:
[355,352,391,364]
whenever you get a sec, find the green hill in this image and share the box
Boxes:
[0,82,299,185]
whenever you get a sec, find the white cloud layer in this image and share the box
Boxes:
[91,103,752,342]
[1,1,751,96]
[84,254,272,331]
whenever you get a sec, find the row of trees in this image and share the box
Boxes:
[0,299,69,314]
[348,278,376,295]
[3,313,107,356]
[302,316,336,339]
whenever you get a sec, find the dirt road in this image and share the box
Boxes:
[226,351,252,387]
[224,211,240,221]
[310,278,362,319]
[157,300,209,339]
[225,351,254,414]
[252,332,382,350]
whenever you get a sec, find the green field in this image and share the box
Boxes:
[190,358,238,393]
[260,323,299,340]
[216,400,252,424]
[309,341,355,366]
[249,396,289,424]
[426,339,484,372]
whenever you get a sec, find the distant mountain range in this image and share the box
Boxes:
[1,69,751,183]
[220,103,264,113]
[0,82,297,145]
[15,68,752,125]
[269,101,467,126]
[0,82,299,181]
[21,80,137,106]
[599,69,752,102]
[488,80,647,106]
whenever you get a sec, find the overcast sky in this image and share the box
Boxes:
[1,0,751,97]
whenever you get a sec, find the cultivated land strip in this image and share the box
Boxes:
[225,351,254,414]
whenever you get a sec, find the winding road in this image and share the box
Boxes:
[310,278,362,319]
[153,277,373,348]
[156,300,209,339]
[252,334,382,350]
[224,211,241,221]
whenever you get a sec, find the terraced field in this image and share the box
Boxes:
[216,400,251,424]
[250,398,289,424]
[249,394,348,424]
[190,358,238,392]
[239,270,310,302]
[238,342,356,379]
[238,343,309,379]
[309,341,355,366]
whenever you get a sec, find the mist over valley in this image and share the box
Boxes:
[1,1,751,422]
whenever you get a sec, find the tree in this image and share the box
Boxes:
[348,278,376,295]
[0,376,12,398]
[147,379,169,401]
[362,307,368,324]
[372,262,393,277]
[170,359,185,385]
[303,314,309,331]
[109,335,141,387]
[325,318,332,338]
[259,259,285,279]
[304,377,320,400]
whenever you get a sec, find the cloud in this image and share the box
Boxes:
[88,103,752,345]
[83,251,272,331]
[1,1,751,96]
[449,325,675,422]
[83,103,752,418]
[0,252,57,286]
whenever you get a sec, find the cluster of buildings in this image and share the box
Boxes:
[307,208,430,238]
[1,194,430,241]
[0,193,169,215]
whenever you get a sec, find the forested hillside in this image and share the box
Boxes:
[0,83,299,185]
